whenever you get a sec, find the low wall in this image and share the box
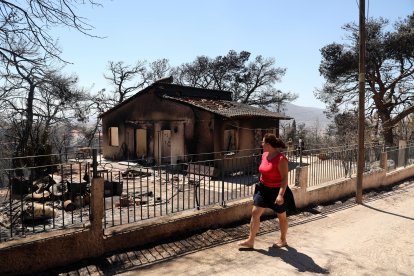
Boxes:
[0,177,105,275]
[303,168,386,206]
[1,164,414,275]
[103,197,253,252]
[383,166,414,186]
[302,166,414,207]
[0,228,100,275]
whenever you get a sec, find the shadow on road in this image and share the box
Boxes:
[254,245,329,274]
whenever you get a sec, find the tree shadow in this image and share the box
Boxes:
[255,245,329,274]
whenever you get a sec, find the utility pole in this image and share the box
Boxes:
[356,0,366,204]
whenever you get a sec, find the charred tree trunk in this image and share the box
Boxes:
[13,84,36,172]
[383,127,395,147]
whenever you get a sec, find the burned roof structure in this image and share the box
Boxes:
[100,82,290,121]
[100,82,291,164]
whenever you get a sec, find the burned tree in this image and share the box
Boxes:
[315,13,414,146]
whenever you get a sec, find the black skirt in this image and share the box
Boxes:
[253,182,296,213]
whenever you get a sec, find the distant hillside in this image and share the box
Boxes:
[282,103,331,129]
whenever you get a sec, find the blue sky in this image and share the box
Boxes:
[57,0,413,108]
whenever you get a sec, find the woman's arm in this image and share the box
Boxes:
[276,157,288,204]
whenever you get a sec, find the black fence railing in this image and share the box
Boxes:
[303,144,385,187]
[99,148,306,228]
[306,147,359,187]
[304,143,414,187]
[2,143,414,240]
[0,151,92,242]
[385,143,414,171]
[100,156,260,228]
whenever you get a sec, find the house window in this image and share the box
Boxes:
[224,129,236,152]
[109,127,119,146]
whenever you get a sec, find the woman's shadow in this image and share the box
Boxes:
[254,245,329,274]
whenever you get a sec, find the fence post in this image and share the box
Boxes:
[221,159,226,207]
[380,152,388,170]
[90,177,104,229]
[92,149,98,179]
[194,162,200,210]
[90,149,103,231]
[296,166,308,189]
[398,140,407,168]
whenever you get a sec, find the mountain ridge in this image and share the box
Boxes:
[282,102,331,129]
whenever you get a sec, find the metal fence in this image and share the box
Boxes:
[0,151,92,242]
[0,147,302,238]
[2,143,414,240]
[385,143,414,170]
[305,143,414,186]
[101,150,291,228]
[306,144,386,186]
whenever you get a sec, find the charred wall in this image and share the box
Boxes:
[101,89,216,164]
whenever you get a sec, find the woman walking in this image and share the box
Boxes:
[238,133,295,248]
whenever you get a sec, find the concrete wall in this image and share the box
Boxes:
[0,177,105,275]
[1,163,414,275]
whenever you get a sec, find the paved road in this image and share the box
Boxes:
[119,181,414,276]
[45,180,414,276]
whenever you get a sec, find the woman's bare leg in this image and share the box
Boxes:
[275,211,288,247]
[238,206,265,248]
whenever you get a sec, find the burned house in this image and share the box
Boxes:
[99,81,291,165]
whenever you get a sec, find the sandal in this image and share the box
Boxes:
[272,241,287,248]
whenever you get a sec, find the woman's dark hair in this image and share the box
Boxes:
[263,133,286,149]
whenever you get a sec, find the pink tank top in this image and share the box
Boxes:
[259,152,287,188]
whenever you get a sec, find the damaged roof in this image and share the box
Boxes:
[154,83,290,120]
[100,82,291,120]
[161,95,290,120]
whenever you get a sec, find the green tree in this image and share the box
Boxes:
[173,50,297,108]
[315,13,414,146]
[327,111,359,145]
[286,119,297,141]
